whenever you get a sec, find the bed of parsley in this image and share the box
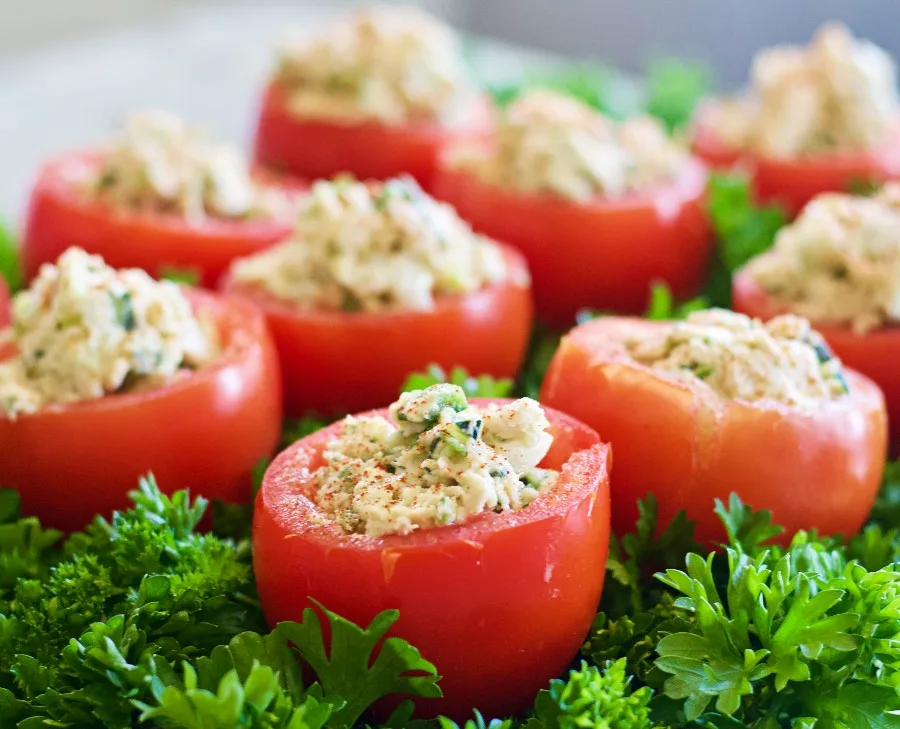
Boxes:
[0,60,898,729]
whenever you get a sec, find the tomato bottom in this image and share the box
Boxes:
[253,402,611,720]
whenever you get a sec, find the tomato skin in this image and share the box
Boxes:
[221,246,532,417]
[692,113,900,216]
[0,289,283,532]
[432,158,712,328]
[22,152,299,288]
[253,400,611,720]
[733,268,900,456]
[0,278,9,328]
[540,316,887,545]
[253,83,491,190]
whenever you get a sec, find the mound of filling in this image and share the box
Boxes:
[89,111,291,221]
[0,248,215,418]
[315,384,559,537]
[746,185,900,334]
[448,89,688,201]
[628,309,849,407]
[274,4,478,126]
[229,175,511,312]
[706,23,899,158]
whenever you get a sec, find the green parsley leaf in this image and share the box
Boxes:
[517,325,562,400]
[401,365,514,399]
[160,265,202,286]
[644,282,708,321]
[524,659,657,729]
[654,544,900,723]
[0,222,23,293]
[705,172,787,307]
[277,600,442,729]
[601,494,701,617]
[871,458,900,528]
[643,58,711,133]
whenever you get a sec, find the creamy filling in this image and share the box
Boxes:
[89,110,293,221]
[315,384,559,537]
[449,89,689,201]
[628,309,849,407]
[706,23,899,158]
[0,248,216,419]
[274,4,479,126]
[747,185,900,334]
[229,175,512,312]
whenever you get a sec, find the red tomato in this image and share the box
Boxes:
[253,400,611,720]
[0,288,283,532]
[221,246,533,416]
[540,316,887,545]
[252,83,492,190]
[432,157,712,328]
[0,278,9,328]
[733,268,900,456]
[22,151,301,288]
[692,110,900,216]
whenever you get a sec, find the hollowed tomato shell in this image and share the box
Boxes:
[0,288,283,532]
[734,267,900,456]
[540,316,887,546]
[253,400,610,721]
[252,82,493,191]
[431,156,712,328]
[221,245,533,417]
[691,106,900,216]
[22,151,300,288]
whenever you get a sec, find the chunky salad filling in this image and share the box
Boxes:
[746,185,900,334]
[89,111,291,221]
[0,248,215,418]
[449,89,688,201]
[230,175,511,312]
[706,23,899,158]
[315,384,559,537]
[274,4,479,126]
[628,309,849,407]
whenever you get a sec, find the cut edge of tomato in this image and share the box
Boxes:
[258,399,609,553]
[561,314,885,420]
[437,144,709,215]
[0,287,270,420]
[221,243,531,326]
[33,150,304,239]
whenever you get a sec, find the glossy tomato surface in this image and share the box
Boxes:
[0,288,283,532]
[221,246,532,417]
[253,400,611,720]
[692,111,900,216]
[22,151,299,288]
[0,278,9,328]
[252,83,491,190]
[541,316,887,545]
[432,157,712,328]
[734,268,900,455]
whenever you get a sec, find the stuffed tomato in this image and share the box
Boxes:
[0,248,282,532]
[23,111,301,289]
[541,310,887,545]
[222,175,532,416]
[732,184,900,452]
[253,384,611,720]
[253,5,489,189]
[433,90,711,328]
[691,23,900,215]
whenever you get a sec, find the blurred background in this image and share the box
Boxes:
[0,0,894,217]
